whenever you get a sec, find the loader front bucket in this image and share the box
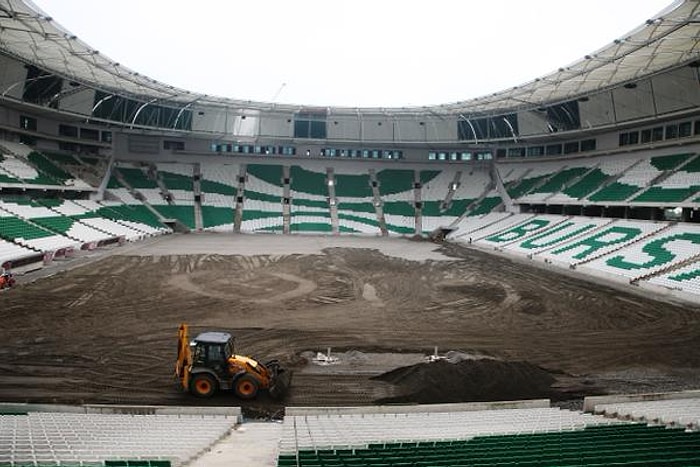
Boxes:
[266,360,292,400]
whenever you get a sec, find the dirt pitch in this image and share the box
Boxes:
[1,233,699,415]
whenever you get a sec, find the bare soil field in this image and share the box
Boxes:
[1,233,699,415]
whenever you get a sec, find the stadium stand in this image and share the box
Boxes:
[200,162,238,232]
[3,0,700,463]
[448,212,513,241]
[241,164,285,233]
[94,201,170,236]
[503,217,614,256]
[548,156,638,203]
[579,223,700,282]
[593,397,700,430]
[0,411,237,466]
[42,199,144,241]
[27,152,92,189]
[377,168,416,235]
[141,163,196,230]
[645,260,700,296]
[0,200,81,252]
[632,153,700,203]
[278,423,700,467]
[504,160,588,204]
[273,405,700,467]
[420,168,494,234]
[115,164,160,190]
[420,169,453,233]
[334,165,380,234]
[112,163,195,230]
[279,406,622,453]
[476,214,572,248]
[536,220,669,267]
[289,165,333,233]
[0,154,58,186]
[451,213,535,244]
[466,192,502,216]
[588,153,693,203]
[0,235,42,267]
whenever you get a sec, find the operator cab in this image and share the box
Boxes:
[191,332,235,367]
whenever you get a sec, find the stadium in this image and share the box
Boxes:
[0,0,700,465]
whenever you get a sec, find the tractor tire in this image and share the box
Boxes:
[234,374,259,400]
[189,373,217,398]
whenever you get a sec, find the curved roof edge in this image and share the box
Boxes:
[1,0,698,116]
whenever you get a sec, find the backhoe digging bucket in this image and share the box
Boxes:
[266,360,292,400]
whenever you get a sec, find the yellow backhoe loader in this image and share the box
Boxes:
[175,323,291,399]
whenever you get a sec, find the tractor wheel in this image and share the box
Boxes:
[189,373,217,398]
[234,374,259,400]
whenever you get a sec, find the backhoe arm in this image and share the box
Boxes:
[175,323,192,390]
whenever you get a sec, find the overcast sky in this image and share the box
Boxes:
[32,0,672,108]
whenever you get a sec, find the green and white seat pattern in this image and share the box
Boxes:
[420,169,453,233]
[0,411,237,466]
[104,180,171,235]
[96,200,170,235]
[580,223,700,281]
[476,215,608,254]
[646,260,700,296]
[279,407,621,455]
[377,169,416,235]
[114,164,159,190]
[200,163,238,232]
[0,236,37,265]
[588,153,691,202]
[290,165,332,233]
[279,423,700,467]
[550,157,637,203]
[501,217,614,256]
[334,166,379,235]
[537,219,668,267]
[0,154,56,186]
[476,214,570,248]
[50,199,146,241]
[106,184,142,205]
[519,166,591,204]
[467,192,503,216]
[463,213,534,244]
[502,163,558,200]
[116,163,195,229]
[241,164,284,233]
[0,200,80,251]
[421,169,493,233]
[447,212,513,241]
[156,163,195,205]
[632,154,700,203]
[450,170,491,214]
[0,140,31,157]
[151,163,196,229]
[594,397,700,429]
[27,152,92,189]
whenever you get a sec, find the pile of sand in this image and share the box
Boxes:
[372,359,563,404]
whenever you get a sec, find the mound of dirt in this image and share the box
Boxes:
[372,359,563,404]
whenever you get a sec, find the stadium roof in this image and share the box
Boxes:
[0,0,699,116]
